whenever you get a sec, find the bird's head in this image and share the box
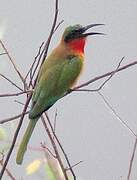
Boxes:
[62,24,104,54]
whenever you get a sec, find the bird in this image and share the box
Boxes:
[16,23,104,164]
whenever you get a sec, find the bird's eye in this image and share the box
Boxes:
[74,28,83,34]
[74,29,80,33]
[71,29,81,35]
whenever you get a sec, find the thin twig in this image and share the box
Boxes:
[127,138,137,180]
[14,100,30,107]
[41,116,69,180]
[0,90,32,98]
[66,161,83,171]
[73,60,137,91]
[28,42,45,87]
[0,95,31,179]
[0,159,16,180]
[0,111,29,124]
[98,92,137,138]
[41,0,59,63]
[98,92,137,180]
[53,109,58,133]
[29,20,64,86]
[25,41,44,81]
[45,113,76,180]
[29,1,61,86]
[93,57,124,91]
[73,57,125,92]
[41,143,56,158]
[0,40,25,85]
[53,20,64,33]
[0,73,23,91]
[0,52,7,56]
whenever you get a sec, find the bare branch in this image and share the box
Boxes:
[41,143,56,158]
[29,20,64,87]
[25,41,44,82]
[14,100,30,107]
[0,95,31,179]
[41,115,69,180]
[41,0,59,62]
[0,52,7,56]
[93,57,124,91]
[0,111,29,124]
[0,157,16,180]
[0,40,25,85]
[73,57,125,92]
[45,112,76,179]
[53,20,64,33]
[29,1,62,86]
[98,92,137,138]
[53,109,58,133]
[98,92,137,180]
[0,90,32,98]
[73,60,137,91]
[0,73,23,91]
[127,138,137,180]
[66,161,83,171]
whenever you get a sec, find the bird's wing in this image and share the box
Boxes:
[29,56,83,119]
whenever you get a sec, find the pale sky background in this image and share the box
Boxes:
[0,0,137,179]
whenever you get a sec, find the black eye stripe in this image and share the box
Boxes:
[64,28,84,42]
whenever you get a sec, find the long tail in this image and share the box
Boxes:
[16,118,38,164]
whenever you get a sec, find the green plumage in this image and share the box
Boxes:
[16,47,83,164]
[30,54,83,119]
[16,119,37,164]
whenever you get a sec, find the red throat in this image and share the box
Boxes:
[68,38,86,54]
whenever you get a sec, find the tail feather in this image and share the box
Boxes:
[16,118,38,164]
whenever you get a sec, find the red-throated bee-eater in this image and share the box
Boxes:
[16,23,104,164]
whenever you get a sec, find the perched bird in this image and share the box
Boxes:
[16,23,104,164]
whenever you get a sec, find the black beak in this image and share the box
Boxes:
[81,23,105,37]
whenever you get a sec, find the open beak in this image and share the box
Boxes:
[81,23,105,37]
